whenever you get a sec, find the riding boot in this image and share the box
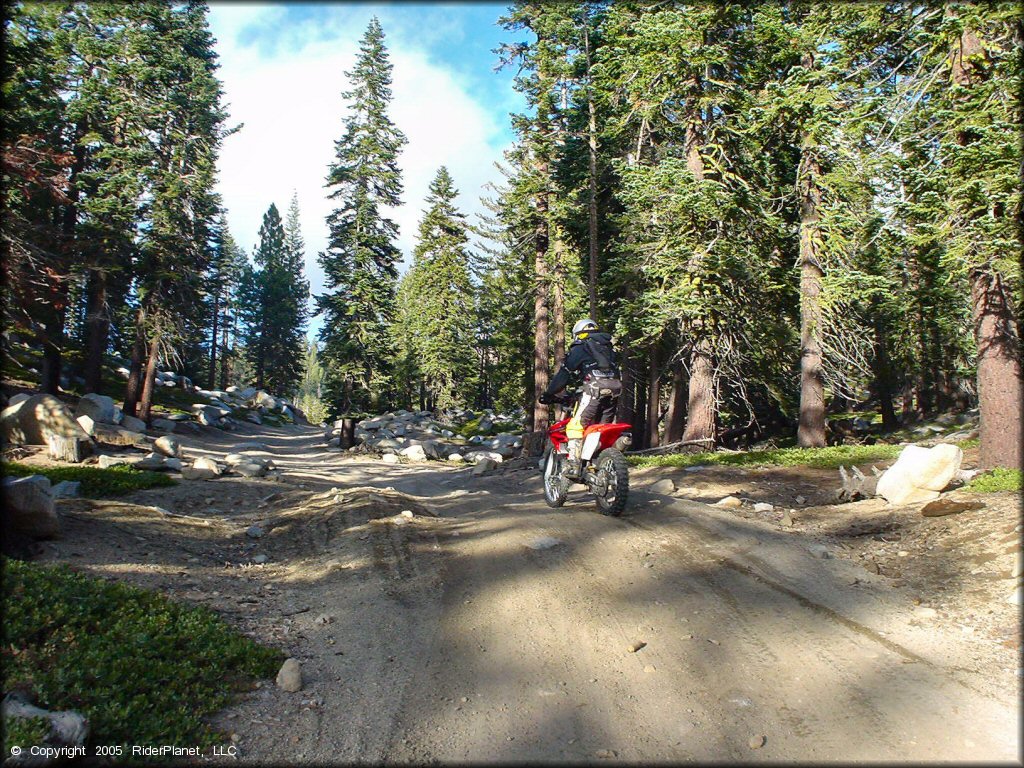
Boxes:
[565,438,583,479]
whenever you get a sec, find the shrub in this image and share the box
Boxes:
[1,462,175,497]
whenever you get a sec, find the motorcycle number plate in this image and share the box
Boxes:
[581,432,602,461]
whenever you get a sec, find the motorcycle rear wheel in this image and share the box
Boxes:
[593,448,629,516]
[543,447,570,508]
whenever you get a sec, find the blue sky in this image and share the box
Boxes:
[206,2,526,339]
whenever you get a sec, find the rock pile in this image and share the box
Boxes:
[187,386,303,430]
[323,408,526,471]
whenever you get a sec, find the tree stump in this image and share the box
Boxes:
[47,434,92,463]
[523,430,548,457]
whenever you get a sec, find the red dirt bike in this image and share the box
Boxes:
[541,393,632,516]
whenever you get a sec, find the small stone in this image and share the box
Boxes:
[276,658,303,692]
[381,453,400,465]
[400,510,414,518]
[252,554,269,564]
[230,733,241,743]
[714,495,743,508]
[154,435,182,458]
[650,478,676,494]
[780,510,794,527]
[897,550,909,557]
[246,525,265,538]
[627,640,646,653]
[595,749,617,759]
[913,606,938,620]
[753,502,774,513]
[795,495,806,505]
[643,664,656,673]
[748,734,766,749]
[314,613,335,625]
[921,498,985,517]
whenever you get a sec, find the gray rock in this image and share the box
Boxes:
[193,456,222,475]
[151,418,178,432]
[252,553,269,564]
[399,444,428,462]
[97,455,131,469]
[233,462,268,478]
[468,435,484,445]
[119,414,146,433]
[75,393,117,424]
[1,692,89,759]
[2,475,59,538]
[163,457,184,472]
[134,454,166,471]
[154,435,182,458]
[795,495,807,505]
[8,393,30,407]
[472,457,498,476]
[86,421,147,447]
[276,658,303,692]
[167,413,191,421]
[876,444,963,505]
[234,441,270,452]
[181,466,217,481]
[246,525,265,539]
[51,480,80,499]
[650,478,676,494]
[466,450,504,464]
[245,412,262,425]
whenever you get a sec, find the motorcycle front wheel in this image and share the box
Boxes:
[543,447,570,508]
[593,448,629,516]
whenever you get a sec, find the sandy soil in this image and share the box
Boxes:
[16,422,1021,763]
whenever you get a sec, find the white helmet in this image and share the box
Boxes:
[572,318,598,337]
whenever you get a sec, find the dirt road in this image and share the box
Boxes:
[38,423,1021,763]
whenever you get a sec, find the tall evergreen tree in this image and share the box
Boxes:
[318,17,406,415]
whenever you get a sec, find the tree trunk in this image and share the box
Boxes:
[665,359,687,443]
[584,22,599,319]
[219,312,233,390]
[532,166,551,433]
[871,320,899,431]
[137,327,161,423]
[83,269,110,394]
[552,233,566,370]
[971,268,1023,470]
[646,345,660,448]
[796,135,826,448]
[634,365,648,450]
[681,337,715,451]
[124,309,147,417]
[208,293,220,390]
[617,352,636,427]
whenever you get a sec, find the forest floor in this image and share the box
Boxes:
[16,421,1021,763]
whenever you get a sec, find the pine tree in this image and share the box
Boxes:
[396,167,479,412]
[318,17,406,416]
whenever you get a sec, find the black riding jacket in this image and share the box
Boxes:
[544,331,619,397]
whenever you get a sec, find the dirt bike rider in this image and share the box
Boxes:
[539,318,622,479]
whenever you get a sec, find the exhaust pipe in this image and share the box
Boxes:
[613,433,632,451]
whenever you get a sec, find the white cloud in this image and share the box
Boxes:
[208,6,513,339]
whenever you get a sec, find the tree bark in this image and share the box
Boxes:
[646,345,661,448]
[665,359,687,443]
[871,320,899,431]
[681,337,716,451]
[796,131,826,448]
[137,328,161,424]
[123,310,147,417]
[552,233,566,370]
[532,161,551,432]
[83,269,110,394]
[584,21,599,320]
[971,268,1023,470]
[634,362,648,450]
[208,291,220,390]
[617,352,636,427]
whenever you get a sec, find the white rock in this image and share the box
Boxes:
[876,444,963,505]
[75,393,117,424]
[276,658,303,691]
[472,457,498,476]
[399,444,428,462]
[381,453,400,465]
[1008,585,1022,606]
[51,480,80,499]
[714,496,743,508]
[98,455,131,469]
[447,453,465,462]
[753,502,774,513]
[154,435,182,458]
[182,466,217,481]
[650,478,675,494]
[233,462,268,478]
[193,456,222,475]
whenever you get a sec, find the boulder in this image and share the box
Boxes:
[447,453,466,462]
[120,414,146,433]
[133,454,166,471]
[154,435,182,458]
[650,478,676,494]
[1,692,89,758]
[84,420,146,447]
[150,418,177,432]
[876,444,964,505]
[233,461,268,478]
[8,393,30,407]
[195,407,220,426]
[399,444,428,462]
[98,455,131,469]
[182,466,218,481]
[163,457,184,471]
[75,393,117,424]
[3,475,59,538]
[472,457,498,476]
[193,456,222,475]
[245,412,263,425]
[276,658,303,692]
[381,453,400,465]
[251,391,277,410]
[465,449,504,464]
[2,394,92,462]
[51,480,81,499]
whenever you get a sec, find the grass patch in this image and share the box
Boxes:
[628,443,904,471]
[1,462,176,497]
[963,468,1022,493]
[2,558,282,755]
[455,416,522,439]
